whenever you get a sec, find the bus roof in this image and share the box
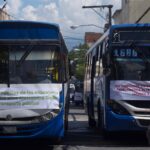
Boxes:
[0,20,60,40]
[86,23,150,55]
[111,23,150,30]
[0,20,60,29]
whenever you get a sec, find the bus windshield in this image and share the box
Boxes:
[0,44,63,84]
[112,47,150,80]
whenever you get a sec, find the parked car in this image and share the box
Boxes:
[69,84,75,102]
[74,82,83,106]
[74,91,83,106]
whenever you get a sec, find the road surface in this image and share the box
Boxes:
[0,103,149,150]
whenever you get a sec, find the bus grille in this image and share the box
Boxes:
[134,111,150,115]
[126,101,150,109]
[138,119,150,127]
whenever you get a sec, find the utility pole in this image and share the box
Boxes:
[82,5,113,29]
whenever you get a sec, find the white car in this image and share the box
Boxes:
[69,84,75,102]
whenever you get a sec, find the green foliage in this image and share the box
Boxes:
[69,43,89,81]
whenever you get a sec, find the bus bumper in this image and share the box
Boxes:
[105,111,145,131]
[0,110,64,139]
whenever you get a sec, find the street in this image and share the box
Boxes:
[64,103,149,147]
[0,103,149,150]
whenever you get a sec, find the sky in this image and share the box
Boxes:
[0,0,121,50]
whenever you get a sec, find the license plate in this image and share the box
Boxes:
[3,126,17,134]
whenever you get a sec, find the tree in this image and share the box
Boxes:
[69,43,89,81]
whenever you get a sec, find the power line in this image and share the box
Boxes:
[91,8,107,22]
[82,5,113,28]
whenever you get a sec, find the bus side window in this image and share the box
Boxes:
[91,49,97,78]
[62,54,68,82]
[85,56,88,79]
[95,45,100,77]
[99,43,103,76]
[87,54,92,79]
[102,41,106,54]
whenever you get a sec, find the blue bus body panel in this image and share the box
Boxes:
[0,109,64,139]
[105,110,144,131]
[0,87,65,139]
[106,23,150,132]
[111,23,150,30]
[0,21,59,40]
[0,21,66,139]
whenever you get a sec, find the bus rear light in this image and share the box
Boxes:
[107,100,130,115]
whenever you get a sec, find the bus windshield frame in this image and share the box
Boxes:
[0,43,65,85]
[111,45,150,81]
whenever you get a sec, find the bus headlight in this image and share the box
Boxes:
[38,109,60,122]
[107,100,130,115]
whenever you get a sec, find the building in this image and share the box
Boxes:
[113,0,150,24]
[84,32,102,47]
[0,9,11,20]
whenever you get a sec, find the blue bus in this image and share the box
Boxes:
[84,23,150,133]
[0,21,69,140]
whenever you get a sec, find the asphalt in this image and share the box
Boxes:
[0,103,149,150]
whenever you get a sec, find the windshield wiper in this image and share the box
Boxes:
[17,44,34,67]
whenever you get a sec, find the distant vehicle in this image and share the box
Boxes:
[74,91,83,106]
[84,23,150,132]
[70,83,75,89]
[74,82,83,106]
[69,84,75,102]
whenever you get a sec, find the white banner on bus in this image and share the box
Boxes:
[110,81,150,100]
[0,84,62,109]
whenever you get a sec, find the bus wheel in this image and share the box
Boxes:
[64,118,68,131]
[64,109,69,131]
[87,97,96,127]
[64,96,70,131]
[53,137,62,144]
[39,137,62,145]
[89,117,96,127]
[97,100,104,132]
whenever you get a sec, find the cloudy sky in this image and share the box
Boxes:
[0,0,121,50]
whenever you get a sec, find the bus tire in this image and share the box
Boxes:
[64,95,70,131]
[64,108,69,131]
[64,118,68,131]
[53,137,62,144]
[40,137,62,145]
[87,97,96,127]
[97,100,105,133]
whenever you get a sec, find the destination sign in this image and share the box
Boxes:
[113,49,138,58]
[112,30,150,43]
